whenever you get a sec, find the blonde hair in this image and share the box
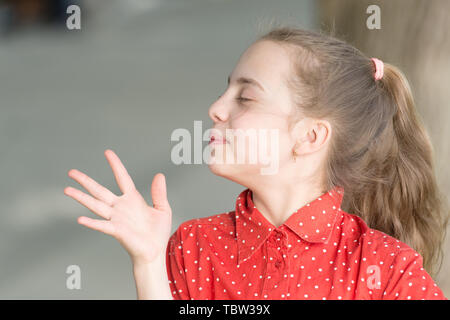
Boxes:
[257,26,449,276]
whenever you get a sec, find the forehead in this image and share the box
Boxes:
[230,40,293,91]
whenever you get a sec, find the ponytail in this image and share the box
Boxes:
[259,27,449,276]
[355,63,449,276]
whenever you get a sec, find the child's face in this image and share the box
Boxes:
[207,40,301,185]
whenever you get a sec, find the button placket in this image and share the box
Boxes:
[264,230,290,299]
[274,259,282,268]
[264,231,285,272]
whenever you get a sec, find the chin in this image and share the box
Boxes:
[207,160,230,177]
[208,161,257,184]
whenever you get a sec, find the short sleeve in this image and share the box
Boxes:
[382,248,447,300]
[166,228,190,300]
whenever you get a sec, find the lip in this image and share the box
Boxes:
[209,134,229,145]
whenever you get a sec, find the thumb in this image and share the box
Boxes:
[151,173,171,212]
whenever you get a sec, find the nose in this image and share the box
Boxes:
[208,95,229,123]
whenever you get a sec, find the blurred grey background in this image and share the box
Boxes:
[0,0,448,299]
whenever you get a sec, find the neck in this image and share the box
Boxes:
[250,179,326,228]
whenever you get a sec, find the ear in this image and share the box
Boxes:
[292,119,331,156]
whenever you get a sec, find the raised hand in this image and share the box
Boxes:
[64,149,172,265]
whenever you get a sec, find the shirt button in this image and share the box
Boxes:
[275,260,282,268]
[269,234,278,244]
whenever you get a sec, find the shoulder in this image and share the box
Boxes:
[178,210,235,233]
[339,212,447,299]
[338,210,423,276]
[168,210,236,244]
[340,210,415,254]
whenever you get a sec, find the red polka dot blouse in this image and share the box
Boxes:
[165,186,447,300]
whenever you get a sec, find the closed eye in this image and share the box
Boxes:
[236,97,251,102]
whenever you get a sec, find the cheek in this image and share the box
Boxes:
[231,111,286,131]
[228,114,292,162]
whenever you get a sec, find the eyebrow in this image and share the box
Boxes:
[227,75,265,92]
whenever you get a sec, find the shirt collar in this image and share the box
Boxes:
[235,186,345,264]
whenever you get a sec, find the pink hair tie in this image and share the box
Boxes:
[371,57,384,81]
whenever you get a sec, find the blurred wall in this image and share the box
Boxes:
[0,0,317,299]
[0,0,447,299]
[318,0,450,296]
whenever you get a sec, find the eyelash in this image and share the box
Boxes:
[216,94,251,103]
[236,97,251,103]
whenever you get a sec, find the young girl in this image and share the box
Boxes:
[64,27,448,300]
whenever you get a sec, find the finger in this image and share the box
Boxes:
[77,216,115,236]
[151,173,171,212]
[104,149,136,194]
[68,169,117,206]
[64,186,113,220]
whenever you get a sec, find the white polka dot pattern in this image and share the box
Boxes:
[166,186,447,300]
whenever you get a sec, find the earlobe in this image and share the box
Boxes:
[292,142,299,162]
[292,148,298,162]
[292,140,302,161]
